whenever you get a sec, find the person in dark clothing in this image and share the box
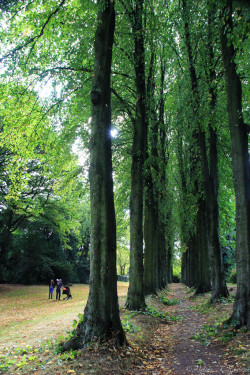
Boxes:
[62,285,72,300]
[49,279,55,299]
[56,279,62,300]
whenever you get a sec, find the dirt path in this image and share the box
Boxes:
[133,284,248,375]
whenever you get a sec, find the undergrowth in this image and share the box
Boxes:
[160,296,180,306]
[190,319,247,347]
[141,306,183,322]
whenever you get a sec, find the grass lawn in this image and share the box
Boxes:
[0,282,129,349]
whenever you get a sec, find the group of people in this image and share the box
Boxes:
[48,278,63,300]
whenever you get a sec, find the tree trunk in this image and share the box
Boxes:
[166,240,173,283]
[64,0,126,350]
[144,50,168,292]
[126,0,146,310]
[195,198,211,293]
[0,221,12,283]
[201,1,228,301]
[207,128,228,299]
[181,250,187,284]
[220,0,250,328]
[158,57,168,288]
[144,176,157,294]
[181,0,210,293]
[144,50,158,295]
[0,209,18,283]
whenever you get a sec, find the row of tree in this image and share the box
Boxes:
[0,0,249,348]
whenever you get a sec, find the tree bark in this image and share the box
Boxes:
[126,0,146,310]
[195,198,211,293]
[201,0,228,301]
[220,0,250,328]
[181,0,210,293]
[0,211,13,283]
[144,175,157,294]
[158,57,168,288]
[144,51,158,295]
[64,0,126,350]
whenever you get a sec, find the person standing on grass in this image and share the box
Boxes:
[56,279,62,300]
[48,279,55,299]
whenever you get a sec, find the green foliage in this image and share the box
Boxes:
[0,0,96,285]
[160,296,180,306]
[219,295,235,304]
[172,264,181,283]
[197,359,205,365]
[1,216,90,284]
[142,306,183,322]
[191,320,246,347]
[191,324,219,346]
[121,311,141,333]
[57,312,85,351]
[221,234,236,282]
[117,243,130,276]
[0,80,91,283]
[59,349,78,361]
[143,306,167,319]
[122,320,140,334]
[193,301,213,314]
[228,269,237,284]
[0,344,40,372]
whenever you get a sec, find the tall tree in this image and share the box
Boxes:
[158,55,170,285]
[204,0,229,301]
[181,0,211,294]
[126,0,146,310]
[220,0,250,328]
[64,0,126,349]
[144,48,169,292]
[181,0,228,296]
[144,49,159,294]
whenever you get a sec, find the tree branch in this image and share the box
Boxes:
[38,84,86,124]
[111,87,135,125]
[0,0,66,63]
[33,65,93,77]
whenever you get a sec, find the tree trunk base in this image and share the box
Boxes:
[63,319,127,351]
[63,335,84,351]
[227,295,249,329]
[195,284,211,295]
[126,300,146,311]
[210,286,229,304]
